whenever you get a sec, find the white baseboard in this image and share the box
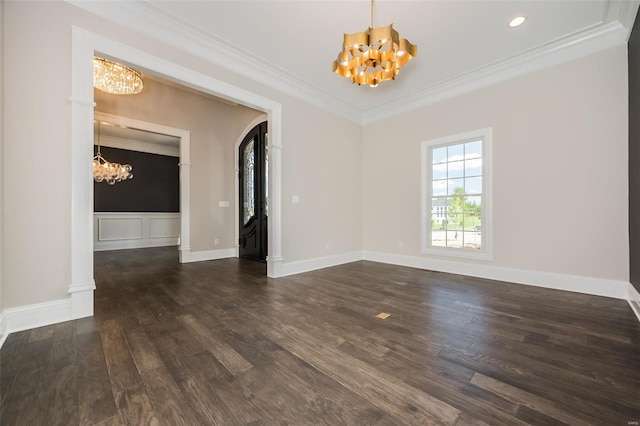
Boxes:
[628,284,640,322]
[94,238,178,251]
[273,251,363,278]
[0,287,94,350]
[363,251,628,300]
[180,248,236,263]
[0,312,7,348]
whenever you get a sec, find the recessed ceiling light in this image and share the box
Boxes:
[509,16,526,28]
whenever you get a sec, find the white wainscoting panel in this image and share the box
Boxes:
[150,216,180,239]
[94,212,180,251]
[98,217,143,241]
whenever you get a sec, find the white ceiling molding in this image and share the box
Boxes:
[68,0,637,126]
[362,21,629,124]
[68,0,364,124]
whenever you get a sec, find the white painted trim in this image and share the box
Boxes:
[67,0,633,126]
[362,22,630,124]
[94,212,179,249]
[0,291,100,349]
[67,0,362,124]
[615,0,640,40]
[94,212,180,251]
[94,238,178,252]
[272,251,363,278]
[2,299,71,335]
[628,284,640,323]
[0,313,7,349]
[180,248,236,263]
[363,251,628,300]
[73,30,283,295]
[97,134,180,157]
[70,28,97,320]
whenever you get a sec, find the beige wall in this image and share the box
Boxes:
[363,46,629,281]
[2,1,363,309]
[1,0,628,313]
[95,79,263,252]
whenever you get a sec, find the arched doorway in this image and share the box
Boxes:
[238,121,268,261]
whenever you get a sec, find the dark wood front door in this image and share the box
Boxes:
[239,122,267,261]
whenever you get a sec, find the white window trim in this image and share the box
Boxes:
[421,127,493,260]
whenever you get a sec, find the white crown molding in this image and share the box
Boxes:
[66,0,363,124]
[615,0,640,39]
[363,21,630,124]
[68,0,636,126]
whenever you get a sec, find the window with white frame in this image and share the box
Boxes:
[421,128,492,259]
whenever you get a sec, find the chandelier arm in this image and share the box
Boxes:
[370,0,374,29]
[96,122,102,156]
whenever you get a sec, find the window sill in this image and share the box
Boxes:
[421,246,493,261]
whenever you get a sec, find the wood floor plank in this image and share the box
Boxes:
[178,374,239,425]
[1,247,638,425]
[28,325,55,343]
[50,321,77,360]
[176,314,253,375]
[0,330,30,406]
[39,355,79,426]
[247,312,462,425]
[0,338,53,425]
[121,319,165,374]
[439,346,638,423]
[141,366,205,425]
[77,331,118,425]
[469,372,612,425]
[99,318,159,424]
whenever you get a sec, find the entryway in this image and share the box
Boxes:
[238,121,268,262]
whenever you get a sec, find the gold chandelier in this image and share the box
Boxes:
[93,56,144,95]
[332,0,417,87]
[93,122,133,185]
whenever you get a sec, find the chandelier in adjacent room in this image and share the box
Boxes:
[93,56,144,95]
[332,0,417,87]
[93,122,133,185]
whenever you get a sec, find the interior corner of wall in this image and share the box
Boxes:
[628,283,640,323]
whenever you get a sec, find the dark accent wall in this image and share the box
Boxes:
[630,15,640,292]
[94,147,179,212]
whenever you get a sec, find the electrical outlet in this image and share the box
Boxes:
[214,238,220,246]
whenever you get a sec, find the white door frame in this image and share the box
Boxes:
[70,27,284,318]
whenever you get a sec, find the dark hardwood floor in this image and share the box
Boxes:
[1,246,639,425]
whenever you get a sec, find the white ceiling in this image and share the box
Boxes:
[72,0,638,123]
